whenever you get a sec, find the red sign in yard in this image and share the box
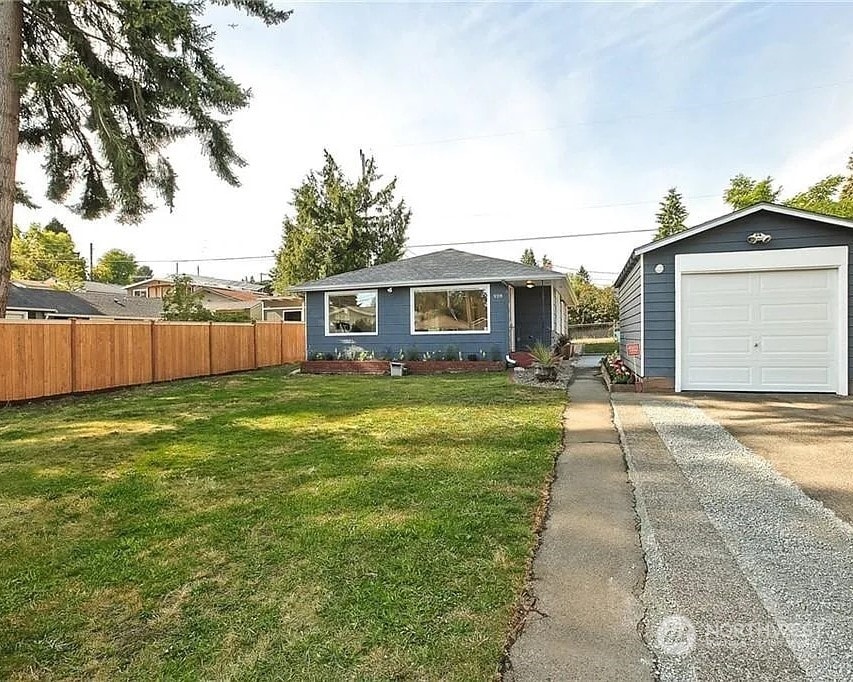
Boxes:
[626,343,640,356]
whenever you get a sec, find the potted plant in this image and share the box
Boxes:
[528,342,559,382]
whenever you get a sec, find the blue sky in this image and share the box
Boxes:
[15,1,853,284]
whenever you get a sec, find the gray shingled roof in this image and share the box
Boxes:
[76,292,163,318]
[291,249,566,292]
[7,285,163,319]
[8,286,102,315]
[79,281,127,294]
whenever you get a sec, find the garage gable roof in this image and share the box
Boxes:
[614,203,853,287]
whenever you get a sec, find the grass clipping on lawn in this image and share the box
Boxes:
[0,369,564,680]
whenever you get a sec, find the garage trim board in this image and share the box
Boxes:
[675,246,849,396]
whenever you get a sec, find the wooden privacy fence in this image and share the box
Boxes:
[0,320,306,402]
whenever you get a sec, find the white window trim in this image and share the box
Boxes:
[410,283,491,335]
[324,289,379,337]
[674,246,848,396]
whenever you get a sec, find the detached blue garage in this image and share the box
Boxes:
[614,203,851,395]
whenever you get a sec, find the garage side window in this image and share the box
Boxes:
[412,285,490,333]
[326,290,378,335]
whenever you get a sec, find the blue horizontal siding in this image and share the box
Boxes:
[306,283,511,359]
[617,257,642,374]
[640,211,853,384]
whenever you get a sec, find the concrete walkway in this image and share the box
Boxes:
[507,364,652,681]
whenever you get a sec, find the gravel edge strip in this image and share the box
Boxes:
[644,401,853,682]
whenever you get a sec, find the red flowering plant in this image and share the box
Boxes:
[603,353,635,384]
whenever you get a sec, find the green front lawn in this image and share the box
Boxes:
[0,370,563,680]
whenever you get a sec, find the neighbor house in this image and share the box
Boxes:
[6,282,163,320]
[126,275,265,302]
[125,275,275,319]
[614,203,851,395]
[290,249,574,360]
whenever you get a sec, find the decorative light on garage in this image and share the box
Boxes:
[747,232,772,245]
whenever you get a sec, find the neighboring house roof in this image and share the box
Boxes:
[76,292,163,318]
[8,284,103,316]
[125,275,266,292]
[7,283,163,318]
[290,248,568,292]
[206,300,255,312]
[76,281,127,294]
[614,203,853,287]
[206,287,265,302]
[261,296,303,307]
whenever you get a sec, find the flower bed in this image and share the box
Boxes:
[601,353,636,393]
[301,360,505,375]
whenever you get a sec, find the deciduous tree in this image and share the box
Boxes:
[723,174,781,210]
[0,1,291,315]
[11,222,85,287]
[568,273,617,325]
[273,150,410,290]
[161,275,212,321]
[93,248,138,285]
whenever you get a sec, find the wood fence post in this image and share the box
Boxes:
[208,321,213,376]
[252,321,258,369]
[69,318,77,393]
[149,320,156,383]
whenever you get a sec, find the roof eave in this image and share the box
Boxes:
[291,272,567,292]
[634,202,853,258]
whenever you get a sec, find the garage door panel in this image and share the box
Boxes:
[681,268,838,393]
[687,305,751,324]
[686,366,753,386]
[761,335,832,354]
[758,269,833,291]
[687,336,752,354]
[759,303,831,323]
[685,272,750,294]
[760,367,832,387]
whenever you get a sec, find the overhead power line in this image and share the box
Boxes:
[28,226,655,266]
[407,227,655,249]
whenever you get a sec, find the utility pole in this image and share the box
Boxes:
[89,242,94,280]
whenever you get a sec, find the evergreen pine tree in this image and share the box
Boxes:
[654,188,689,241]
[0,1,290,315]
[520,248,537,266]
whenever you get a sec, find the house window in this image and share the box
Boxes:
[325,290,378,335]
[411,284,490,334]
[264,308,303,322]
[132,289,147,297]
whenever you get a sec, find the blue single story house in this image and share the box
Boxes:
[615,203,851,395]
[291,249,574,360]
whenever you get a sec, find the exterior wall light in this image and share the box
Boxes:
[525,280,535,288]
[654,264,665,274]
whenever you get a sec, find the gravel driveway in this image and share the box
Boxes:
[690,394,853,525]
[612,394,853,681]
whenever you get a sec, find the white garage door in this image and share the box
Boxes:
[681,268,838,392]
